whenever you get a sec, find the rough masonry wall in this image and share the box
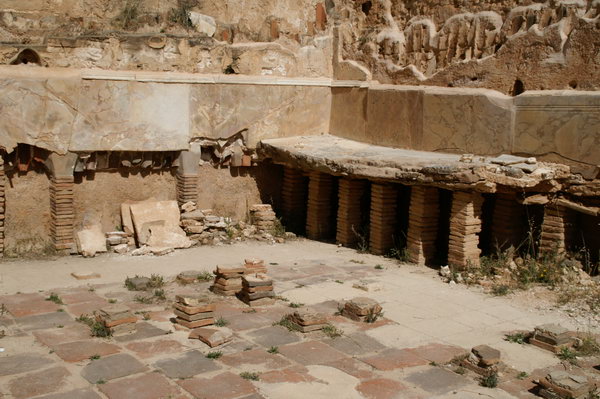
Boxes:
[336,0,600,92]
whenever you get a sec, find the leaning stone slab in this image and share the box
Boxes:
[471,345,501,367]
[189,327,233,347]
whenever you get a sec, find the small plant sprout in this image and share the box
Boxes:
[267,346,279,354]
[45,293,63,305]
[322,324,343,339]
[289,302,304,308]
[240,371,260,381]
[480,372,498,388]
[89,354,101,360]
[374,264,384,270]
[504,332,527,345]
[517,371,528,380]
[206,351,223,359]
[214,317,229,327]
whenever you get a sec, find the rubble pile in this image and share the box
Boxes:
[96,305,137,336]
[244,258,267,274]
[461,345,501,376]
[250,204,277,232]
[173,295,215,329]
[105,231,133,254]
[211,265,245,296]
[285,310,328,333]
[538,371,592,399]
[239,273,275,306]
[341,297,383,322]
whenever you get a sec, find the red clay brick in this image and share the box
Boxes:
[260,366,317,384]
[357,378,408,399]
[2,293,61,317]
[178,371,256,399]
[52,340,121,362]
[125,340,185,359]
[360,348,428,371]
[99,372,186,399]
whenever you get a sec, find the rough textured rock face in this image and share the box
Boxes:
[335,0,600,92]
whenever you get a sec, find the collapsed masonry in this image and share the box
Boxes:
[259,135,600,270]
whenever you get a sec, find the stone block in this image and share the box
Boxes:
[189,327,233,347]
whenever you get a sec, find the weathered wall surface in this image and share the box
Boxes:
[0,0,332,78]
[335,0,600,92]
[0,67,332,154]
[330,84,600,166]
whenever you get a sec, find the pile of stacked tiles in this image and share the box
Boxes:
[306,171,334,240]
[0,157,4,256]
[369,184,397,255]
[96,305,137,336]
[250,204,276,232]
[239,274,275,306]
[448,191,483,268]
[285,310,328,332]
[244,258,267,274]
[281,167,307,232]
[50,176,75,251]
[540,205,575,255]
[407,186,439,265]
[173,295,215,329]
[176,172,198,207]
[336,178,368,247]
[341,297,383,322]
[211,265,245,296]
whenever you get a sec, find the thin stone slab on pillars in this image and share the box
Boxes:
[336,178,368,247]
[282,167,307,232]
[448,191,483,269]
[491,192,523,250]
[539,205,575,255]
[369,183,397,255]
[406,186,439,265]
[50,176,75,251]
[306,171,335,240]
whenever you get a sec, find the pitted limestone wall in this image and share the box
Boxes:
[330,85,600,167]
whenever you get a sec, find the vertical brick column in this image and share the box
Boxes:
[491,192,523,250]
[406,186,439,265]
[336,178,368,247]
[0,157,5,257]
[539,205,575,255]
[50,176,75,251]
[369,183,397,255]
[282,167,307,233]
[176,172,199,206]
[306,171,335,240]
[448,191,483,269]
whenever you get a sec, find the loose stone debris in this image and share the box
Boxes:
[538,371,594,399]
[462,345,501,377]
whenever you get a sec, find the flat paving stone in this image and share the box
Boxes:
[66,300,109,317]
[98,372,185,399]
[360,348,428,371]
[226,313,272,331]
[1,293,61,317]
[324,331,387,356]
[178,371,256,399]
[154,350,221,379]
[404,367,471,395]
[125,339,185,359]
[15,311,74,330]
[0,353,55,376]
[278,340,348,365]
[59,290,106,305]
[407,343,468,365]
[219,348,292,370]
[113,322,168,342]
[34,388,103,399]
[259,365,317,383]
[81,353,147,384]
[321,357,375,380]
[247,325,301,348]
[33,324,92,347]
[357,378,409,399]
[8,366,70,399]
[52,340,121,362]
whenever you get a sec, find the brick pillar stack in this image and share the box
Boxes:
[0,157,5,257]
[406,186,439,265]
[539,205,575,255]
[306,171,335,240]
[50,176,75,251]
[448,191,483,269]
[369,183,397,255]
[336,178,367,247]
[281,167,307,233]
[491,192,523,251]
[176,172,199,207]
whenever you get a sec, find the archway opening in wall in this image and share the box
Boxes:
[361,1,372,15]
[434,189,452,266]
[10,49,42,66]
[393,184,410,259]
[511,79,525,96]
[479,194,495,257]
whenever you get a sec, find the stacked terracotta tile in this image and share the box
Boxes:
[539,205,575,255]
[0,158,4,256]
[490,192,523,250]
[105,231,133,252]
[239,274,275,306]
[211,265,245,296]
[244,258,267,274]
[448,191,483,269]
[281,167,307,232]
[306,171,334,240]
[96,305,137,335]
[539,371,591,399]
[285,310,328,332]
[461,345,501,376]
[173,295,215,329]
[250,204,276,232]
[176,173,198,207]
[336,179,367,247]
[406,186,439,265]
[50,176,75,251]
[341,297,383,322]
[369,184,397,255]
[530,324,573,353]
